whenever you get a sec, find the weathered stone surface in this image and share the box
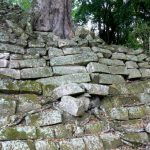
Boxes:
[53,66,87,75]
[19,81,42,95]
[110,107,129,120]
[0,53,9,59]
[109,66,128,75]
[25,110,62,126]
[59,138,85,150]
[35,140,58,150]
[58,39,77,48]
[100,133,122,149]
[137,54,147,62]
[10,59,46,69]
[59,96,90,116]
[37,73,91,86]
[140,69,150,77]
[0,59,8,68]
[48,47,63,58]
[0,68,20,79]
[92,47,112,58]
[127,69,141,79]
[128,48,144,55]
[21,67,53,79]
[126,55,138,61]
[53,83,85,99]
[26,48,47,56]
[0,97,16,117]
[83,135,104,150]
[0,43,24,54]
[98,74,125,84]
[122,132,149,145]
[99,58,124,66]
[81,83,109,95]
[97,52,104,58]
[10,54,23,60]
[145,122,150,133]
[111,53,126,60]
[37,127,54,139]
[17,94,41,113]
[1,140,30,150]
[28,40,45,48]
[50,52,98,66]
[0,32,9,42]
[138,62,150,68]
[126,61,138,69]
[0,126,37,140]
[86,62,110,73]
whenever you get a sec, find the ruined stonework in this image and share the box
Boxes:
[0,20,150,150]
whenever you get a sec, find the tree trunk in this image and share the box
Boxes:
[32,0,74,39]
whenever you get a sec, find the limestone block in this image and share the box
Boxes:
[81,83,109,95]
[59,96,90,116]
[99,58,124,66]
[37,73,91,86]
[10,59,46,69]
[0,126,37,140]
[126,55,138,61]
[111,53,126,60]
[28,40,45,48]
[128,48,144,55]
[137,54,147,62]
[48,47,64,58]
[63,47,84,55]
[145,122,150,133]
[0,43,24,54]
[58,39,77,48]
[26,48,47,56]
[0,68,20,79]
[53,83,85,99]
[25,110,62,126]
[1,141,31,150]
[83,135,104,150]
[86,62,110,73]
[20,67,53,79]
[125,61,138,69]
[138,62,150,68]
[0,53,10,59]
[127,69,141,79]
[37,127,54,139]
[99,74,125,84]
[138,93,150,104]
[50,52,98,66]
[110,107,129,120]
[140,69,150,77]
[53,66,87,75]
[0,59,8,68]
[109,66,128,75]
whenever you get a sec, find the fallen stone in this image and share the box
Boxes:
[50,52,98,66]
[10,59,46,69]
[127,69,141,79]
[0,68,20,79]
[125,61,138,69]
[109,66,128,75]
[20,67,53,79]
[140,69,150,78]
[0,43,24,54]
[53,66,87,75]
[59,96,90,116]
[0,59,8,68]
[99,58,124,66]
[0,53,10,59]
[110,107,129,120]
[81,83,109,95]
[53,83,85,99]
[98,74,125,84]
[37,73,91,86]
[25,110,62,126]
[1,140,30,150]
[86,62,110,73]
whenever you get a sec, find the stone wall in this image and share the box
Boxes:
[0,23,150,150]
